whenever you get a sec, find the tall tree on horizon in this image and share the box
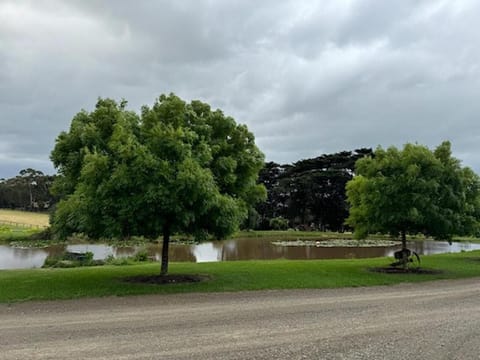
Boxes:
[256,149,372,230]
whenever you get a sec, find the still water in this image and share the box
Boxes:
[1,237,480,270]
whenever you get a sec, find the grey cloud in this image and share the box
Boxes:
[1,0,480,178]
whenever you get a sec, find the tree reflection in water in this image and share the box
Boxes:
[2,239,480,269]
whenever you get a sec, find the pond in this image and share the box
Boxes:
[1,237,480,270]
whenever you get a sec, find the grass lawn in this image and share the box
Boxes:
[0,225,40,242]
[1,250,479,303]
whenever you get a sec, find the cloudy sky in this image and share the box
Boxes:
[1,0,480,178]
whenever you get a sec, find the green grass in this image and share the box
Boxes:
[451,235,480,243]
[0,225,40,243]
[1,251,480,303]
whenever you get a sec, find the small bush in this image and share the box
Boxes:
[66,233,91,243]
[43,249,153,268]
[42,251,95,268]
[54,260,77,268]
[43,255,63,268]
[28,227,53,240]
[134,249,149,262]
[104,249,153,266]
[105,257,130,266]
[90,259,106,266]
[269,217,289,230]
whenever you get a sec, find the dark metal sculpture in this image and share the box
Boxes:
[391,248,421,268]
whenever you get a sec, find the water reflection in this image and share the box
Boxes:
[1,238,480,270]
[0,246,48,269]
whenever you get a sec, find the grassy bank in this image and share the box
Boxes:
[0,225,40,243]
[0,209,49,243]
[236,230,480,243]
[1,251,479,303]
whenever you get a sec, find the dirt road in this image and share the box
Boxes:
[1,278,479,359]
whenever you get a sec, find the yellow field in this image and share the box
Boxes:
[0,209,49,228]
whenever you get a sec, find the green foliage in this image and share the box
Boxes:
[346,141,480,242]
[269,217,289,230]
[28,227,53,240]
[133,248,149,262]
[103,250,152,266]
[43,251,96,268]
[105,255,130,266]
[0,225,40,243]
[256,149,372,230]
[0,169,56,210]
[241,208,261,230]
[50,94,266,274]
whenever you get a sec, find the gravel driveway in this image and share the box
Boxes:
[1,278,479,359]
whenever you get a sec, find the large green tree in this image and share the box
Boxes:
[346,141,480,252]
[51,94,266,275]
[255,149,372,230]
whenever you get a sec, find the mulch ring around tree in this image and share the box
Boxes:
[368,267,445,275]
[123,274,211,285]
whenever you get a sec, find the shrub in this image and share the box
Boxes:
[105,256,130,266]
[269,217,289,230]
[134,248,149,262]
[28,227,53,240]
[42,251,95,268]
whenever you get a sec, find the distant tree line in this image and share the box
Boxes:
[1,149,372,231]
[0,169,56,211]
[251,149,373,231]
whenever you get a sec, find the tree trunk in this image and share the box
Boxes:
[401,229,408,270]
[401,230,407,250]
[28,183,33,210]
[160,224,170,276]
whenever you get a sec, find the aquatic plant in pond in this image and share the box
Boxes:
[271,239,401,247]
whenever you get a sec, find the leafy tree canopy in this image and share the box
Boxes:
[256,149,372,231]
[50,94,266,274]
[346,141,480,246]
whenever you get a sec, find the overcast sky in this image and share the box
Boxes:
[1,0,480,178]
